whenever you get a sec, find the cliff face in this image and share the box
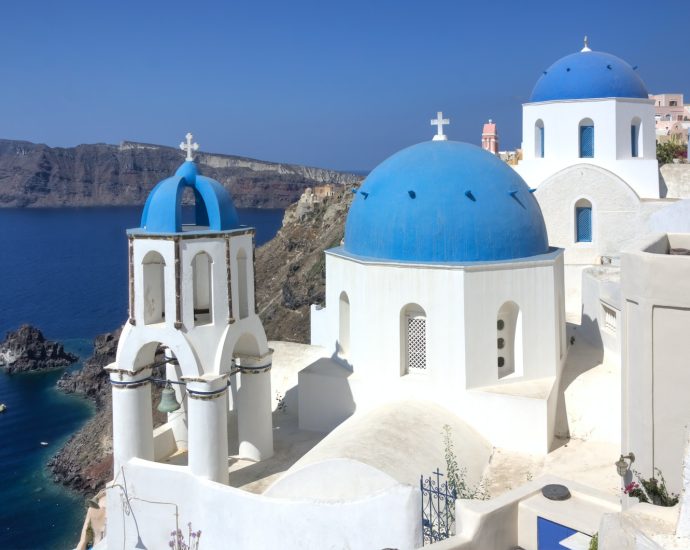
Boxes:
[50,328,169,494]
[255,189,352,342]
[50,189,353,494]
[0,325,77,374]
[0,139,360,209]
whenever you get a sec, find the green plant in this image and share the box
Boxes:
[657,140,687,165]
[588,532,598,550]
[442,425,490,500]
[625,468,679,507]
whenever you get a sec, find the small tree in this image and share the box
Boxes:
[657,140,687,165]
[442,425,489,500]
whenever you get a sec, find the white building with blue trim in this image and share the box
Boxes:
[308,139,567,454]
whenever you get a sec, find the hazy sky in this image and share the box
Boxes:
[2,0,688,171]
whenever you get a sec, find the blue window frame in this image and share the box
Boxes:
[576,206,592,242]
[631,125,639,157]
[537,517,579,549]
[539,126,545,158]
[579,125,594,158]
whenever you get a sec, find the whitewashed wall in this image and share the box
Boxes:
[516,98,659,198]
[621,233,690,495]
[311,248,564,391]
[106,458,421,550]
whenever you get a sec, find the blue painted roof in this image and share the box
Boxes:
[140,161,239,233]
[344,141,549,263]
[530,50,648,102]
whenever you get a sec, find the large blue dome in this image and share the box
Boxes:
[530,50,648,102]
[140,161,239,233]
[344,141,549,263]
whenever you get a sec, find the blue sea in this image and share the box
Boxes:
[0,207,284,550]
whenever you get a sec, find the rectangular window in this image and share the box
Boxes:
[580,125,594,158]
[631,125,639,158]
[539,126,545,158]
[576,207,592,242]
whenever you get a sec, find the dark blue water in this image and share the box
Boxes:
[0,207,283,549]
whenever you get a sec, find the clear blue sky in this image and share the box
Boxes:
[1,0,687,171]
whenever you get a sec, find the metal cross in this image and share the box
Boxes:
[431,112,449,141]
[582,35,591,52]
[180,132,199,161]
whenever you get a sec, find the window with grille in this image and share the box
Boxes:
[406,316,427,370]
[576,206,592,243]
[602,303,617,334]
[579,124,594,158]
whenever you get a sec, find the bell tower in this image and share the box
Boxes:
[107,134,274,486]
[481,119,499,155]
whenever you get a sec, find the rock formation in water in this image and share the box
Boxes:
[50,187,354,494]
[0,139,361,209]
[0,325,77,374]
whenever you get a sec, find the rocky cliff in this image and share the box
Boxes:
[49,189,353,494]
[0,139,360,208]
[0,325,77,374]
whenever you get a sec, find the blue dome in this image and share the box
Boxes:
[530,50,648,102]
[344,141,549,263]
[140,161,239,233]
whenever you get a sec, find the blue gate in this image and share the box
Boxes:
[420,468,457,545]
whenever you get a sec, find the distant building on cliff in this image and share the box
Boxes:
[481,119,499,154]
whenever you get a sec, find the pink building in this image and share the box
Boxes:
[481,119,499,155]
[650,93,687,121]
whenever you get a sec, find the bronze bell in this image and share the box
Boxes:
[157,382,181,413]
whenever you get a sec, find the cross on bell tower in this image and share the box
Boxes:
[431,112,449,141]
[180,132,200,161]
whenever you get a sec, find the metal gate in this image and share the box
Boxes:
[420,468,456,545]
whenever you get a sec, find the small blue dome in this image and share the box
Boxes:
[140,161,239,233]
[530,50,648,102]
[344,141,549,263]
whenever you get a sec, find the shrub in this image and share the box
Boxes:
[657,140,687,165]
[625,468,679,507]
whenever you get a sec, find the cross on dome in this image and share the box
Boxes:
[431,112,449,141]
[180,132,200,161]
[581,35,591,52]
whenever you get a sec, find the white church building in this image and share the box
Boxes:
[514,39,676,317]
[308,133,567,455]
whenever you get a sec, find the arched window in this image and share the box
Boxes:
[142,251,166,325]
[237,248,249,320]
[631,117,642,158]
[575,198,593,243]
[338,291,350,357]
[497,301,523,379]
[579,118,594,158]
[535,119,545,158]
[401,304,427,375]
[192,252,212,326]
